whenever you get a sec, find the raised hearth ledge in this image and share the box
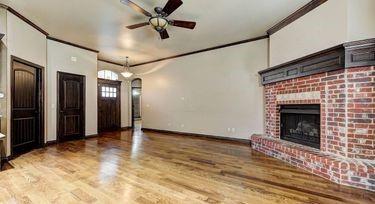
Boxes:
[250,134,375,191]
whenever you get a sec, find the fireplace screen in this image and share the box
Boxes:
[280,105,320,149]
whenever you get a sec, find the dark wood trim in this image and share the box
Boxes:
[0,4,49,36]
[86,134,99,138]
[142,128,250,145]
[10,56,45,157]
[47,36,99,53]
[46,133,97,147]
[97,78,122,85]
[56,71,86,142]
[98,59,124,67]
[344,38,375,68]
[267,0,328,35]
[0,4,98,53]
[258,38,375,85]
[0,156,14,171]
[259,45,345,85]
[11,56,45,70]
[45,140,57,146]
[121,126,132,131]
[131,35,269,67]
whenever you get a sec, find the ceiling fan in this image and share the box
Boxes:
[120,0,196,40]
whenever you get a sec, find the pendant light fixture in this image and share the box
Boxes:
[121,56,133,78]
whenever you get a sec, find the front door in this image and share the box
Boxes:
[98,79,121,132]
[57,72,85,142]
[11,57,44,155]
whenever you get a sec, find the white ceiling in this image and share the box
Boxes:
[1,0,310,65]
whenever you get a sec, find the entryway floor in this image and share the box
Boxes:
[0,129,374,203]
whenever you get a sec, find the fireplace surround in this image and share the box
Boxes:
[280,104,320,149]
[251,38,375,191]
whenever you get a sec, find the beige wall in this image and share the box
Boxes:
[269,0,375,67]
[0,8,7,155]
[269,0,347,66]
[47,40,98,141]
[132,39,268,140]
[348,0,375,41]
[3,10,47,156]
[97,61,131,128]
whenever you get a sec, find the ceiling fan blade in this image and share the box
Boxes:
[159,30,169,40]
[171,20,196,29]
[120,0,152,17]
[162,0,183,16]
[126,22,149,29]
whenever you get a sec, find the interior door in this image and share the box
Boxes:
[11,58,43,155]
[98,79,121,132]
[57,72,85,142]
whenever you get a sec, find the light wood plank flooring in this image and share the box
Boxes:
[0,129,374,203]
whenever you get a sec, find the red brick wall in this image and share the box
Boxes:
[346,67,375,160]
[264,66,374,159]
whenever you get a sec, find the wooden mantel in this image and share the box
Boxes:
[259,38,375,85]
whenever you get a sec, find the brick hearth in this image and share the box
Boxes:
[252,66,375,191]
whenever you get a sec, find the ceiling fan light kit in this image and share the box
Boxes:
[149,16,168,32]
[121,0,196,40]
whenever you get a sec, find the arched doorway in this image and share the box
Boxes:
[131,78,142,129]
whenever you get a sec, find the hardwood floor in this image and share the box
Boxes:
[0,129,374,203]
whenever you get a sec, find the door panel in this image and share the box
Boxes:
[57,72,85,142]
[98,79,121,132]
[11,59,43,155]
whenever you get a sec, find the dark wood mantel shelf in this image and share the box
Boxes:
[259,38,375,85]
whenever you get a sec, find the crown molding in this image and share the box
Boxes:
[1,0,330,66]
[47,36,99,53]
[267,0,328,35]
[131,35,269,67]
[98,59,124,67]
[0,4,49,36]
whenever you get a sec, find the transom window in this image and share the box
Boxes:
[98,70,119,81]
[101,87,117,98]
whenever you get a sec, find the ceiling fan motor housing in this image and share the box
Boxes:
[154,7,167,16]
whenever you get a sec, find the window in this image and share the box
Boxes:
[98,70,119,81]
[101,86,117,98]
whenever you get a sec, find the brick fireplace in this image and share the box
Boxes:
[252,39,375,191]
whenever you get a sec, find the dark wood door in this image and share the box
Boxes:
[11,57,44,155]
[57,72,85,142]
[98,79,121,132]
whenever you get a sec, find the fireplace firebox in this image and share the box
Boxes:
[280,105,320,149]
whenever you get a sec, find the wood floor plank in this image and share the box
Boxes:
[0,129,374,203]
